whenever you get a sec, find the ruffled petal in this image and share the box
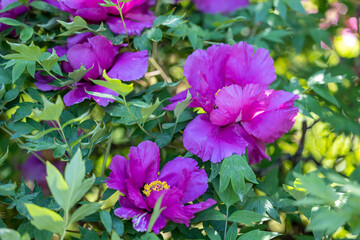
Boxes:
[67,42,101,80]
[242,107,298,143]
[225,42,276,87]
[183,44,232,103]
[159,157,209,203]
[74,7,109,21]
[107,50,149,81]
[192,0,248,14]
[242,89,298,143]
[210,84,268,126]
[34,72,65,91]
[114,196,144,219]
[183,115,248,163]
[88,35,115,70]
[106,155,129,194]
[126,178,149,210]
[128,141,160,189]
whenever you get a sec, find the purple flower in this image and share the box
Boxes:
[35,33,149,106]
[166,42,298,164]
[59,0,155,35]
[0,0,28,32]
[20,151,65,195]
[191,0,248,14]
[106,141,216,234]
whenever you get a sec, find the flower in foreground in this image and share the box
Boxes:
[106,141,216,233]
[166,42,299,164]
[35,33,148,106]
[59,0,155,35]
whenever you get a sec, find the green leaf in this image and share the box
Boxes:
[25,203,65,234]
[225,223,238,240]
[220,155,257,200]
[274,0,287,20]
[212,178,239,208]
[146,28,162,42]
[153,14,185,28]
[312,85,339,106]
[191,209,225,223]
[307,207,349,235]
[237,230,280,240]
[0,1,22,13]
[0,146,9,166]
[140,98,162,121]
[29,1,61,13]
[20,27,34,42]
[0,228,21,240]
[0,17,26,27]
[57,16,89,36]
[12,60,27,82]
[100,210,112,234]
[228,210,266,226]
[41,48,59,72]
[204,226,221,240]
[3,42,41,61]
[91,70,134,97]
[33,95,64,121]
[111,231,121,240]
[64,149,95,211]
[174,91,192,121]
[68,65,91,82]
[148,194,165,233]
[307,71,344,87]
[4,88,19,102]
[244,196,280,222]
[283,0,306,14]
[46,162,69,210]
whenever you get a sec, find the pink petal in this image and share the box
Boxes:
[106,16,154,36]
[210,84,268,126]
[107,51,149,81]
[106,155,129,194]
[183,115,248,163]
[225,42,276,87]
[128,141,160,189]
[159,157,209,203]
[66,42,101,80]
[88,35,115,70]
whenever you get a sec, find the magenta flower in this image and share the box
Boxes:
[59,0,155,35]
[166,42,298,164]
[0,0,28,32]
[192,0,248,14]
[106,141,216,234]
[35,33,149,106]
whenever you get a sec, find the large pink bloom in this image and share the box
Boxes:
[35,33,149,106]
[59,0,155,35]
[106,141,216,234]
[166,42,298,164]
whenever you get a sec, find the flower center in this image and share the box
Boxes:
[142,180,170,197]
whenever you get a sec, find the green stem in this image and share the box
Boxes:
[56,120,73,157]
[121,95,156,139]
[224,207,229,240]
[0,126,47,164]
[60,211,69,240]
[0,188,15,201]
[116,1,130,47]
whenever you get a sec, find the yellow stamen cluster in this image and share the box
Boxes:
[142,180,170,197]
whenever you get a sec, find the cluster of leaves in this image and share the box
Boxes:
[0,0,360,240]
